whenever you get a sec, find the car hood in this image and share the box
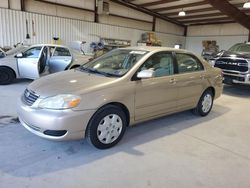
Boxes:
[0,54,14,60]
[214,50,250,59]
[28,69,117,97]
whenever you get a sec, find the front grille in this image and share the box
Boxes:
[214,58,249,72]
[23,89,39,106]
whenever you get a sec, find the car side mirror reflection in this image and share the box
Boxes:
[137,69,155,79]
[15,53,23,58]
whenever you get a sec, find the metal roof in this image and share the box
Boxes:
[113,0,250,26]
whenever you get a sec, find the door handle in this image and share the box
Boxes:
[200,74,205,79]
[169,78,177,84]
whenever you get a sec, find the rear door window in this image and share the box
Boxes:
[53,47,71,57]
[176,53,204,74]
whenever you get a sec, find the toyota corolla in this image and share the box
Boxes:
[17,47,223,149]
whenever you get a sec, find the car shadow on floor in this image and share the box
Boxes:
[0,104,230,177]
[12,78,32,84]
[223,84,250,98]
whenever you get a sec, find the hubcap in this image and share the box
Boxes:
[202,94,212,113]
[97,114,123,144]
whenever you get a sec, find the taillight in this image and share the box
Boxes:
[215,70,223,81]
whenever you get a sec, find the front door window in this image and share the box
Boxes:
[139,52,174,77]
[22,47,42,58]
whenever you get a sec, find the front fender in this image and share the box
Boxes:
[73,83,135,123]
[0,57,19,77]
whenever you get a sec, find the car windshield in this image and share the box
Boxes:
[80,49,148,77]
[228,43,250,53]
[5,46,28,56]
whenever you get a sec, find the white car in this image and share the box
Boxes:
[0,44,30,59]
[0,44,91,84]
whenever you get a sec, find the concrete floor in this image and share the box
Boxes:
[0,80,250,188]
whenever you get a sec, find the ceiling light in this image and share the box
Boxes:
[243,1,250,8]
[178,9,186,16]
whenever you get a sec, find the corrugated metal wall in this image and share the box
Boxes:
[186,24,248,55]
[0,8,185,52]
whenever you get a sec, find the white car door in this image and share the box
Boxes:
[48,47,72,73]
[17,46,43,79]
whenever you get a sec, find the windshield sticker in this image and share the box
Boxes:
[129,51,146,55]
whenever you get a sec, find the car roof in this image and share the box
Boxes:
[120,46,191,54]
[233,43,250,45]
[29,44,68,48]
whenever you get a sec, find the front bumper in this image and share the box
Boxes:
[17,98,95,141]
[223,72,250,85]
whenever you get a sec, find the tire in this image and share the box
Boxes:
[0,67,15,85]
[86,105,127,149]
[193,89,214,116]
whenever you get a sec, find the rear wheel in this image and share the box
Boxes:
[0,67,15,85]
[193,89,214,116]
[86,105,127,149]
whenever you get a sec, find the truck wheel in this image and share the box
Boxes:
[86,105,127,149]
[0,67,15,85]
[193,89,214,116]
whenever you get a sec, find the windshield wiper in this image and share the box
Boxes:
[78,67,120,77]
[89,69,121,77]
[77,66,87,71]
[100,72,121,78]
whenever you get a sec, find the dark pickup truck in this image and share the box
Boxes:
[209,43,250,85]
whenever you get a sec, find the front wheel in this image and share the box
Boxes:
[193,90,214,116]
[0,67,15,85]
[86,105,127,149]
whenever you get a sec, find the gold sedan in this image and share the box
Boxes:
[17,47,223,149]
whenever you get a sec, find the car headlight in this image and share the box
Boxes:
[208,59,216,66]
[247,59,250,64]
[38,94,81,110]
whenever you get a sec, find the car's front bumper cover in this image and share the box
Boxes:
[223,72,250,85]
[17,98,95,141]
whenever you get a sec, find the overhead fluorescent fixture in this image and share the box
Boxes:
[174,44,181,49]
[243,1,250,8]
[178,9,186,16]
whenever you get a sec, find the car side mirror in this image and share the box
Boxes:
[15,53,23,58]
[0,52,5,58]
[137,69,154,79]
